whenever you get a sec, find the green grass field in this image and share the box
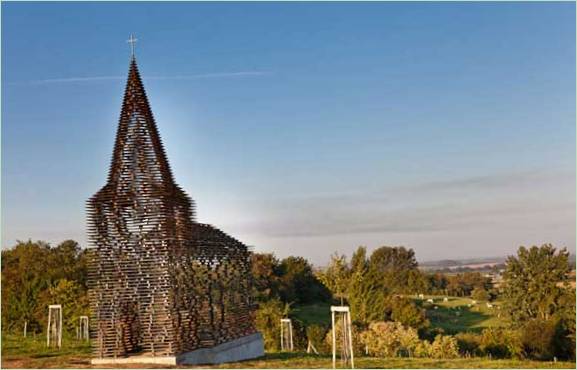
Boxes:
[290,295,505,334]
[1,299,571,369]
[2,339,574,370]
[415,295,505,334]
[291,302,332,326]
[215,353,575,369]
[1,333,91,368]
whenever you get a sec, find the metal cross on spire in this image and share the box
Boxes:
[127,34,138,58]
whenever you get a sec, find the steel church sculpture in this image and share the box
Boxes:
[87,38,263,365]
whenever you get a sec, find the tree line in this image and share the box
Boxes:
[1,240,89,335]
[1,240,575,361]
[251,244,575,361]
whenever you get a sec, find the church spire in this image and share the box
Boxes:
[106,55,177,188]
[90,40,196,224]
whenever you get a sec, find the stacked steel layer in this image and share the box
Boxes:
[87,57,257,359]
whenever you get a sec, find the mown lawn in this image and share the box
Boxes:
[215,352,575,369]
[1,333,91,368]
[3,334,575,369]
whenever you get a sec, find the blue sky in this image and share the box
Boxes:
[2,2,575,265]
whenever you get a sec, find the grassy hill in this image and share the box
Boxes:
[0,296,563,369]
[416,295,505,334]
[290,295,505,334]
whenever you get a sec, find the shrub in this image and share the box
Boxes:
[420,326,445,342]
[413,340,431,358]
[455,332,482,357]
[429,334,460,359]
[360,321,420,358]
[397,323,421,357]
[361,321,400,357]
[290,319,308,351]
[255,299,286,351]
[480,327,524,359]
[521,319,557,360]
[325,318,365,356]
[306,324,329,354]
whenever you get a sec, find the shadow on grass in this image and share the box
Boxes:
[30,353,59,359]
[427,304,492,334]
[291,303,332,326]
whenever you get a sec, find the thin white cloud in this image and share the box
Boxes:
[6,71,272,85]
[228,169,575,238]
[148,71,272,80]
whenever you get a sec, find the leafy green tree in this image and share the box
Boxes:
[348,246,427,325]
[50,240,88,289]
[278,256,330,304]
[368,246,420,294]
[502,244,570,322]
[317,253,350,304]
[37,279,89,334]
[471,287,490,302]
[1,240,52,333]
[554,288,576,360]
[250,253,281,301]
[389,297,429,331]
[1,240,89,335]
[369,246,418,272]
[426,273,448,295]
[254,298,288,351]
[348,269,389,324]
[406,269,429,295]
[350,246,368,274]
[446,272,491,297]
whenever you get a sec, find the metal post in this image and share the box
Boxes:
[289,320,294,351]
[331,310,336,369]
[59,306,62,348]
[331,306,353,369]
[347,311,354,369]
[280,319,284,351]
[342,312,347,365]
[46,310,51,347]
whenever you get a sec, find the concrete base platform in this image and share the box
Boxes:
[91,333,265,366]
[178,333,264,365]
[91,355,177,365]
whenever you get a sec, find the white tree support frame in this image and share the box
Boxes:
[47,305,63,349]
[331,306,354,369]
[280,318,294,351]
[78,316,89,341]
